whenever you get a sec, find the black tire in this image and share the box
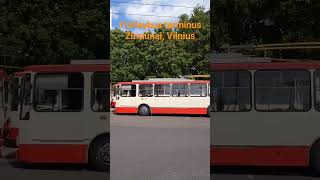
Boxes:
[138,104,151,116]
[89,136,110,172]
[310,141,320,175]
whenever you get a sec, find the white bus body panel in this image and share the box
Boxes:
[19,72,109,145]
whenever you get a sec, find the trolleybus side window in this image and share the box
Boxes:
[0,76,3,107]
[34,73,84,112]
[4,81,8,104]
[172,84,189,97]
[139,84,153,97]
[190,84,207,97]
[314,70,320,111]
[92,72,109,112]
[20,74,31,120]
[120,85,136,97]
[154,84,170,97]
[10,78,19,111]
[212,71,251,112]
[255,70,310,112]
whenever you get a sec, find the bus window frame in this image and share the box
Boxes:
[120,84,137,97]
[91,72,110,112]
[212,70,252,112]
[10,77,20,111]
[171,83,189,97]
[154,84,171,97]
[254,69,311,112]
[138,84,154,97]
[313,69,320,112]
[189,83,208,97]
[33,72,85,113]
[0,76,4,108]
[19,74,32,120]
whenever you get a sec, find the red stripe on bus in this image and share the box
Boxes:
[114,107,138,114]
[18,144,87,163]
[210,145,309,166]
[114,107,207,115]
[152,108,207,115]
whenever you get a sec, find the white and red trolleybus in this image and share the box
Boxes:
[114,78,210,116]
[110,83,120,108]
[17,60,110,171]
[4,71,25,147]
[0,70,10,140]
[210,53,320,173]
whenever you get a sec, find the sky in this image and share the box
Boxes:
[110,0,210,32]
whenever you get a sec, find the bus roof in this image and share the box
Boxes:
[210,53,272,63]
[210,60,320,71]
[24,64,110,73]
[117,80,209,85]
[70,59,109,65]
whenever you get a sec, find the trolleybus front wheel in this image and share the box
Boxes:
[310,140,320,175]
[138,104,151,116]
[89,136,110,172]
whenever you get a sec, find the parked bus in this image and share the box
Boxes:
[4,71,25,147]
[210,53,320,173]
[16,60,110,171]
[110,83,120,108]
[0,70,10,140]
[114,78,210,116]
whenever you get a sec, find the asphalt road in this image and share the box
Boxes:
[110,114,210,180]
[0,158,107,179]
[211,166,320,180]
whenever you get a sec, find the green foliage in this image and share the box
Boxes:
[212,0,320,59]
[111,6,210,82]
[0,0,109,69]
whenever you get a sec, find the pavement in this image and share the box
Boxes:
[110,114,210,180]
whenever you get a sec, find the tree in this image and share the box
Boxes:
[212,0,320,59]
[111,6,210,82]
[0,0,109,68]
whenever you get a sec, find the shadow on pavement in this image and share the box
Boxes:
[211,166,317,177]
[9,160,109,173]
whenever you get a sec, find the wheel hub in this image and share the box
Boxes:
[97,142,110,165]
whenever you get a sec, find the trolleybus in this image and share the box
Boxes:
[0,70,10,140]
[4,71,25,147]
[210,52,320,173]
[17,60,110,171]
[114,78,210,116]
